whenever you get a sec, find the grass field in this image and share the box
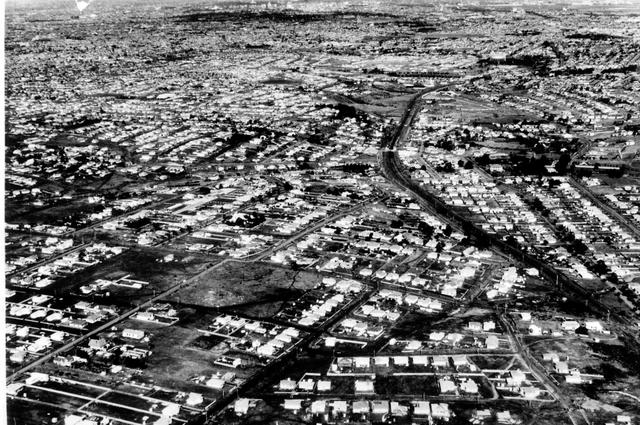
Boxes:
[167,261,321,317]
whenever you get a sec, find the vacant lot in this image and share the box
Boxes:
[167,261,321,317]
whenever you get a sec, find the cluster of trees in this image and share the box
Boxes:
[124,215,151,230]
[342,162,372,175]
[529,197,551,217]
[557,224,589,255]
[433,160,472,173]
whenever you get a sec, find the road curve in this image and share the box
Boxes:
[377,84,634,327]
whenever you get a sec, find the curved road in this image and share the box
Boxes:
[377,86,634,328]
[375,82,630,425]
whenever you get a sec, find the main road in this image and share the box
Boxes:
[377,83,635,328]
[376,80,633,425]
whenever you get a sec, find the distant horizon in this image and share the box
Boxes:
[6,0,640,9]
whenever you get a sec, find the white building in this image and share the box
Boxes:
[354,380,375,393]
[121,328,145,340]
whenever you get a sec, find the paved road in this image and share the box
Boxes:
[377,84,635,328]
[374,80,637,425]
[499,315,587,425]
[7,197,376,383]
[6,242,90,279]
[6,256,235,382]
[234,197,378,263]
[568,175,640,239]
[204,286,376,420]
[7,193,184,280]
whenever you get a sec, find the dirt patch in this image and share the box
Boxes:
[167,261,320,312]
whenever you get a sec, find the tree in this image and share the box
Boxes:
[593,260,609,276]
[533,143,547,154]
[575,325,589,336]
[418,222,435,240]
[505,235,519,248]
[390,219,403,229]
[571,239,588,255]
[556,152,571,174]
[476,153,491,166]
